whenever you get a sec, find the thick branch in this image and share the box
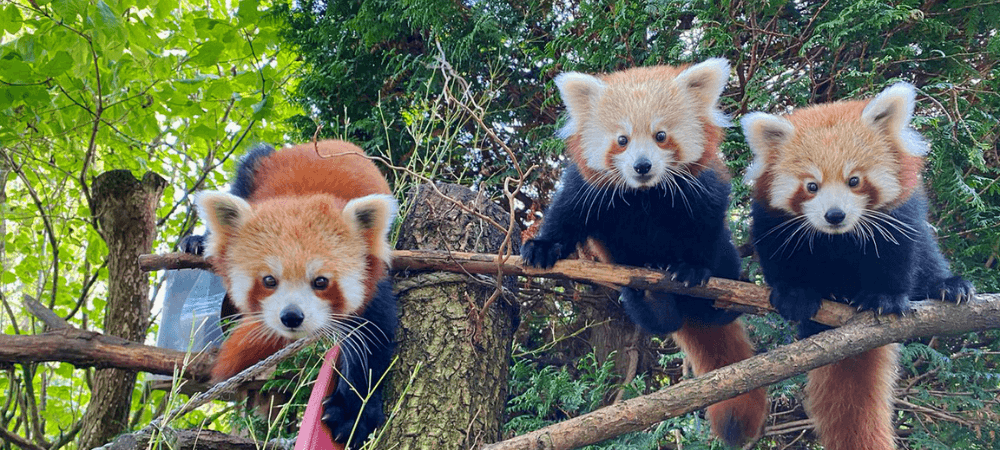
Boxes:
[139,250,856,326]
[0,327,213,382]
[483,294,1000,450]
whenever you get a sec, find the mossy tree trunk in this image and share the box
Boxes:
[78,171,165,450]
[379,183,520,449]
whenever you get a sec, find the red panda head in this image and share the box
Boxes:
[743,82,928,235]
[194,191,397,340]
[555,58,731,189]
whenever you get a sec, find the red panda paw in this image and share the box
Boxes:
[854,291,912,317]
[521,239,565,269]
[667,262,712,287]
[933,276,975,304]
[322,385,385,448]
[769,285,823,323]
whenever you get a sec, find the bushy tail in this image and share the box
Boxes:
[672,320,768,446]
[211,320,288,382]
[806,344,900,450]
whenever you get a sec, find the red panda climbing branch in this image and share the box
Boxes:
[185,140,398,448]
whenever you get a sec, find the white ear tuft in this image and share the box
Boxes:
[342,194,399,265]
[862,82,928,156]
[194,191,252,255]
[554,72,606,138]
[676,58,731,125]
[741,112,796,184]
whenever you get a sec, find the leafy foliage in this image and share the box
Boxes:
[1,0,301,446]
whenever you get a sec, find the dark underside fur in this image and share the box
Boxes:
[522,163,742,334]
[182,144,397,448]
[751,190,973,338]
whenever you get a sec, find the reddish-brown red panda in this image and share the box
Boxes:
[187,140,398,448]
[522,59,768,446]
[744,83,974,450]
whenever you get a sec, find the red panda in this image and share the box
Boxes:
[189,140,399,447]
[522,59,768,446]
[743,83,974,450]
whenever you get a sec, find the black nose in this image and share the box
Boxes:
[824,208,846,225]
[280,305,305,329]
[633,158,652,175]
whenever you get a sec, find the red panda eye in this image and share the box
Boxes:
[848,176,860,187]
[617,135,628,146]
[262,275,278,288]
[806,182,819,193]
[312,276,329,290]
[655,131,666,142]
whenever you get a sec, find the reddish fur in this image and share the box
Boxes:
[695,122,729,181]
[751,99,923,210]
[806,344,900,450]
[562,64,729,185]
[212,321,290,381]
[209,140,393,379]
[672,321,768,443]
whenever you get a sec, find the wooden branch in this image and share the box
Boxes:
[22,294,70,330]
[140,250,855,327]
[0,327,213,382]
[483,294,1000,450]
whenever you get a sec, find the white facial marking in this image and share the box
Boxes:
[227,270,253,312]
[339,267,367,315]
[769,172,802,212]
[802,184,866,234]
[260,282,332,339]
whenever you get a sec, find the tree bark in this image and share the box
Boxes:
[78,170,165,450]
[378,183,520,449]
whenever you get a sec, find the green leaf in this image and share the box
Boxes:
[38,51,74,77]
[187,40,225,66]
[91,0,126,56]
[236,0,260,24]
[1,3,23,34]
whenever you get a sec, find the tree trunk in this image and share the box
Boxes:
[78,170,165,450]
[379,183,519,449]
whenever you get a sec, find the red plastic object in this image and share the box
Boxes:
[295,346,345,450]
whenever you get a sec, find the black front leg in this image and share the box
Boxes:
[322,280,397,448]
[522,167,591,269]
[768,283,824,324]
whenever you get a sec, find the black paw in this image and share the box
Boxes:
[179,234,206,255]
[521,239,564,269]
[769,286,823,323]
[853,291,912,317]
[667,262,712,287]
[932,276,975,304]
[322,388,384,448]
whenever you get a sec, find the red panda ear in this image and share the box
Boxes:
[342,194,398,265]
[741,112,795,184]
[554,72,605,137]
[676,58,731,125]
[862,82,929,156]
[194,191,252,256]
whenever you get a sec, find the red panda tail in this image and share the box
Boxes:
[672,320,768,446]
[211,320,289,383]
[806,344,900,450]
